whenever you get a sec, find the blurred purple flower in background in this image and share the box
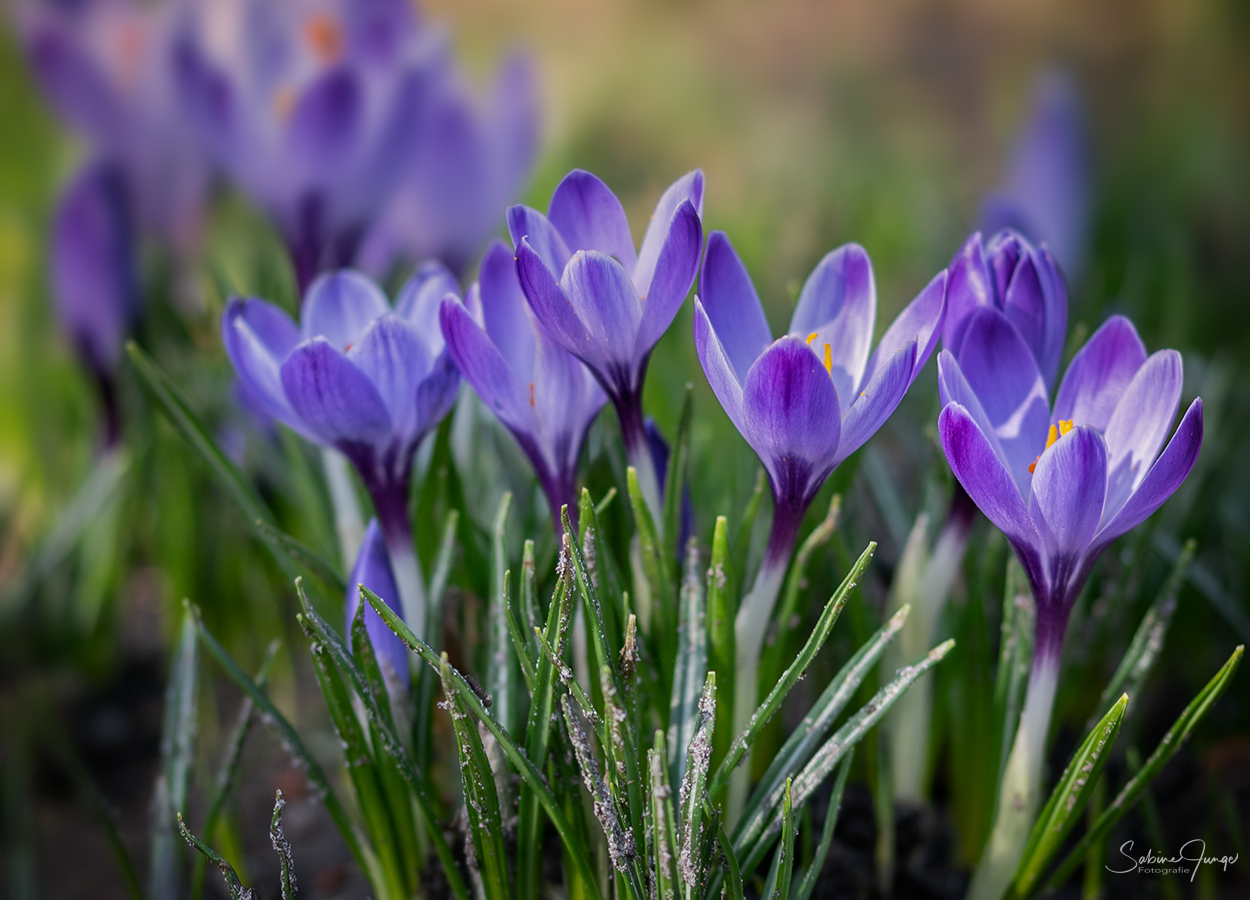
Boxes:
[440,239,606,531]
[21,0,209,249]
[360,53,540,279]
[694,229,946,762]
[345,519,410,688]
[981,69,1090,279]
[222,266,461,640]
[509,168,704,524]
[50,158,138,447]
[174,0,443,291]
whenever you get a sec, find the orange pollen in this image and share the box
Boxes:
[823,342,833,375]
[304,14,343,64]
[1028,419,1075,473]
[805,332,818,346]
[528,383,536,408]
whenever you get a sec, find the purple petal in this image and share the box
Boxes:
[1095,398,1203,545]
[547,169,638,271]
[698,231,773,381]
[478,239,536,384]
[634,169,705,299]
[834,340,917,465]
[222,298,304,432]
[999,250,1049,371]
[1100,349,1183,523]
[394,260,459,356]
[440,297,536,438]
[414,349,461,440]
[986,231,1025,301]
[487,52,540,209]
[346,519,408,683]
[789,243,876,404]
[24,20,122,147]
[633,199,702,358]
[693,299,748,438]
[532,329,607,474]
[943,232,993,353]
[560,250,642,381]
[280,338,392,450]
[861,269,947,388]
[1034,244,1069,386]
[939,403,1040,551]
[516,238,587,358]
[742,336,842,505]
[952,306,1052,491]
[346,315,431,438]
[936,349,1015,479]
[507,205,572,273]
[284,67,362,173]
[1052,315,1147,431]
[301,269,390,348]
[1028,425,1107,564]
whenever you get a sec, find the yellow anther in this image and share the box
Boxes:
[1058,419,1074,437]
[823,342,833,375]
[1029,420,1078,473]
[806,332,818,346]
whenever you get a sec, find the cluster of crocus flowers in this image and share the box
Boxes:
[509,169,705,527]
[939,308,1203,898]
[693,230,947,800]
[439,240,607,531]
[222,268,461,641]
[173,0,443,291]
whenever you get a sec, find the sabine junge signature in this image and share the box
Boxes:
[1107,839,1239,882]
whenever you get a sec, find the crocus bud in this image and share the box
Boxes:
[346,519,409,687]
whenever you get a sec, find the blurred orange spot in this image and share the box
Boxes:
[272,86,296,121]
[304,13,343,64]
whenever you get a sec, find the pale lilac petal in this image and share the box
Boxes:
[487,52,540,211]
[516,238,587,358]
[1052,315,1147,431]
[1028,425,1107,565]
[281,339,392,449]
[560,250,642,383]
[634,169,704,298]
[394,260,459,355]
[1100,349,1183,523]
[478,238,536,383]
[789,243,876,404]
[741,336,841,504]
[547,169,638,271]
[953,307,1052,490]
[284,67,361,173]
[440,297,536,438]
[999,250,1049,373]
[693,299,748,438]
[415,349,461,440]
[507,205,571,273]
[834,340,917,465]
[532,330,607,475]
[861,269,947,388]
[986,231,1025,301]
[345,519,409,683]
[936,350,1015,484]
[939,403,1040,552]
[302,270,390,348]
[698,231,773,381]
[222,298,304,432]
[633,199,702,358]
[944,232,993,353]
[1034,244,1069,386]
[346,314,430,437]
[1094,399,1203,545]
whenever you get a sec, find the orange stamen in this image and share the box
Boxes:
[304,13,343,64]
[805,332,818,346]
[823,342,833,375]
[1028,420,1076,473]
[528,383,536,408]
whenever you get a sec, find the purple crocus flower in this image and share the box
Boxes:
[693,229,946,762]
[345,519,409,687]
[508,168,705,525]
[222,266,460,639]
[22,0,208,248]
[980,69,1090,279]
[439,239,606,531]
[939,309,1201,896]
[360,53,539,279]
[50,158,138,447]
[174,0,442,291]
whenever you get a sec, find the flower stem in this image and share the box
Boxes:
[968,642,1060,900]
[726,496,804,823]
[616,391,664,535]
[321,448,366,571]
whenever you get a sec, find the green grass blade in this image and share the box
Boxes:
[731,468,767,588]
[440,653,511,900]
[790,751,852,900]
[253,519,346,595]
[714,812,744,900]
[1096,540,1194,718]
[190,603,372,879]
[649,734,680,900]
[738,603,909,844]
[678,674,716,896]
[994,559,1035,789]
[760,781,796,900]
[1045,645,1244,891]
[270,792,297,900]
[1010,694,1128,899]
[192,641,278,900]
[706,516,735,777]
[364,586,606,900]
[626,467,676,681]
[669,537,708,786]
[709,542,876,800]
[178,815,248,900]
[151,608,199,900]
[662,385,694,568]
[488,493,523,736]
